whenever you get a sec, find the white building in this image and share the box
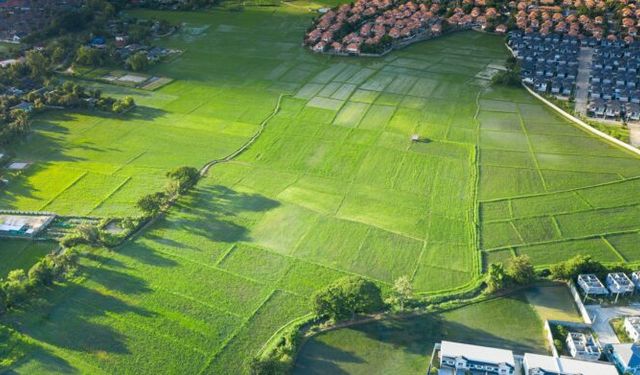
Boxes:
[438,341,515,375]
[565,332,601,361]
[523,353,618,375]
[577,274,608,296]
[625,317,640,342]
[607,273,635,302]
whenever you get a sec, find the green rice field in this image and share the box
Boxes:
[294,291,548,374]
[0,1,639,373]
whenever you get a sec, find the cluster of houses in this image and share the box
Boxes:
[436,340,619,374]
[511,0,640,43]
[588,41,640,121]
[304,0,508,55]
[508,32,579,97]
[0,0,81,44]
[577,272,640,301]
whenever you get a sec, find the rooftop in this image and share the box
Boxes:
[440,341,515,366]
[524,353,617,375]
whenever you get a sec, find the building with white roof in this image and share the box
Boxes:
[523,353,617,375]
[608,343,640,375]
[607,273,635,295]
[577,274,608,296]
[626,317,640,343]
[565,332,601,361]
[438,341,515,375]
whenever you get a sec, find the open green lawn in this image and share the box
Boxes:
[293,291,548,374]
[0,1,639,374]
[0,240,56,277]
[524,282,582,323]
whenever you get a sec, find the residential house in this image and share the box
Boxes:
[438,341,515,375]
[565,332,601,361]
[607,272,635,295]
[625,317,640,343]
[577,274,609,296]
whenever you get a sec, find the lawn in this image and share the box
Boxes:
[293,291,548,375]
[0,240,57,278]
[0,1,639,374]
[524,282,582,323]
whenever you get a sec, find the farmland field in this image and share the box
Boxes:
[1,1,640,374]
[294,291,547,374]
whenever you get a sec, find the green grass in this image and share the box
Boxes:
[0,2,639,374]
[0,240,56,278]
[524,283,582,323]
[294,291,547,374]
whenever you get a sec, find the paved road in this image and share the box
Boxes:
[574,47,593,116]
[585,304,640,344]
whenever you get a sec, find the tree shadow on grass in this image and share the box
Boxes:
[293,340,363,375]
[148,184,280,245]
[3,283,153,355]
[295,296,549,373]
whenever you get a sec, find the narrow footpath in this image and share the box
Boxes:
[574,47,593,116]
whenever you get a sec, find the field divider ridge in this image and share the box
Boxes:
[38,171,88,211]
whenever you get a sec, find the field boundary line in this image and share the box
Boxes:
[601,236,627,262]
[479,175,640,203]
[471,90,482,278]
[90,176,132,214]
[200,93,290,176]
[197,289,278,375]
[522,84,640,157]
[515,103,549,191]
[214,244,237,266]
[482,202,640,223]
[482,228,640,252]
[38,171,88,211]
[550,215,564,237]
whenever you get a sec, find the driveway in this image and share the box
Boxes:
[585,304,640,344]
[574,47,593,116]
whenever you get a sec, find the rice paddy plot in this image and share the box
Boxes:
[515,238,621,266]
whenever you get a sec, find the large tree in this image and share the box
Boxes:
[311,276,384,321]
[507,255,535,285]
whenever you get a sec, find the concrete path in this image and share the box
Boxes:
[574,47,593,116]
[629,123,640,148]
[585,304,640,344]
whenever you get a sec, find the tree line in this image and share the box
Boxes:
[0,248,79,315]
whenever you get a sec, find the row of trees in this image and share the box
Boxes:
[137,166,201,217]
[0,249,78,314]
